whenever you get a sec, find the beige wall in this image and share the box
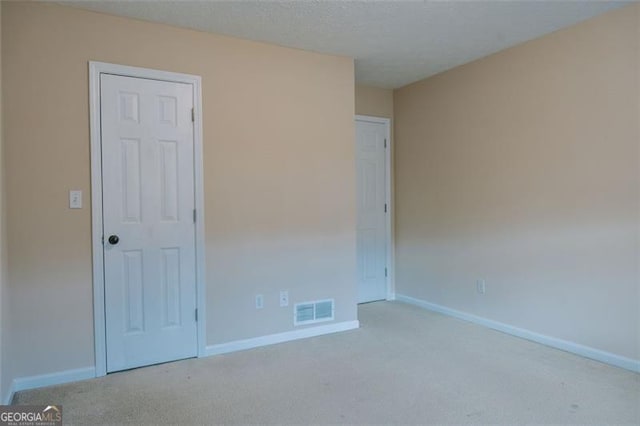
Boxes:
[0,0,7,403]
[395,4,639,361]
[355,85,393,119]
[2,1,356,386]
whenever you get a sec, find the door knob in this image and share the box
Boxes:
[108,235,120,245]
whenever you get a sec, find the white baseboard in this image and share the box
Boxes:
[6,366,96,404]
[3,322,360,403]
[3,381,15,405]
[396,294,640,373]
[205,320,360,357]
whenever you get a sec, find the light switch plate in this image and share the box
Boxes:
[69,190,82,209]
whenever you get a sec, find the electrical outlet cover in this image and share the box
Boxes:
[279,290,289,307]
[477,280,486,294]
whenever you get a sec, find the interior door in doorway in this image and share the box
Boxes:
[355,118,388,303]
[101,74,198,372]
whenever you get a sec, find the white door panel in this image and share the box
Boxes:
[356,120,388,303]
[101,74,197,372]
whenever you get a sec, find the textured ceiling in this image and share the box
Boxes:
[62,1,629,88]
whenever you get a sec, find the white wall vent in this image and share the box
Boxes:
[294,299,334,326]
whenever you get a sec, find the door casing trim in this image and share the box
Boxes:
[89,61,206,377]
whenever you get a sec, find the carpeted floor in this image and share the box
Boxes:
[14,301,640,425]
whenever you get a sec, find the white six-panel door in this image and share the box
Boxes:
[356,119,388,303]
[101,74,197,372]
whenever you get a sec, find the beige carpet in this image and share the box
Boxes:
[14,301,640,424]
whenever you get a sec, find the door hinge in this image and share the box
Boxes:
[191,108,195,122]
[384,138,387,148]
[195,308,198,322]
[385,267,388,277]
[193,209,196,223]
[384,203,387,213]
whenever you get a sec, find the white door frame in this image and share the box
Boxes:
[355,115,394,300]
[89,61,206,377]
